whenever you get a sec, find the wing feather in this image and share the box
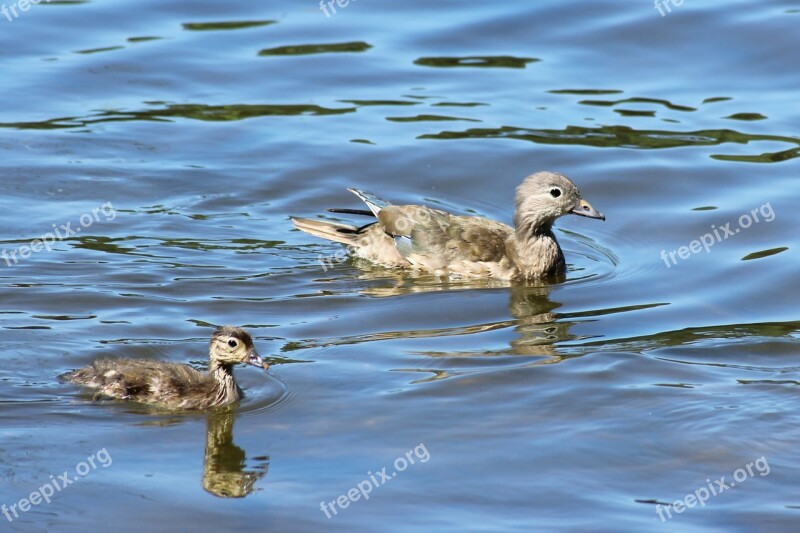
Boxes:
[378,205,511,264]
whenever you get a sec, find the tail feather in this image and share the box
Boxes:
[291,217,360,245]
[293,188,392,247]
[347,188,391,217]
[327,208,374,217]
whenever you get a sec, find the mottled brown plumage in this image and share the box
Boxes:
[292,171,604,279]
[61,326,268,410]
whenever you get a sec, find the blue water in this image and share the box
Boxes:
[0,0,798,531]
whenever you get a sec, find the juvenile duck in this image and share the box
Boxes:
[292,171,605,280]
[61,326,268,410]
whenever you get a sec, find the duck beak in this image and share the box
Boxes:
[571,198,605,220]
[245,348,269,370]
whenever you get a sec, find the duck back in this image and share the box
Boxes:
[61,358,231,410]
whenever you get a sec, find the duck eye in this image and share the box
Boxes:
[550,188,562,198]
[227,339,237,348]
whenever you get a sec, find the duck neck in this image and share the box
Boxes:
[512,214,564,277]
[515,211,551,237]
[210,360,242,404]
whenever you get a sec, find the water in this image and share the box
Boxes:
[0,0,798,530]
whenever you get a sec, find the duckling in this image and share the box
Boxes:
[61,326,268,410]
[292,171,605,280]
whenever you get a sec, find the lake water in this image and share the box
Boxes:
[1,0,798,531]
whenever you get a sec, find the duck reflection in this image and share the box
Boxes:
[407,283,577,359]
[313,270,580,360]
[501,283,566,357]
[202,408,269,498]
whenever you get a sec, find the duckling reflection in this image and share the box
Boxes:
[202,408,269,498]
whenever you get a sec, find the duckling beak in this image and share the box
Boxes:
[571,198,605,220]
[245,348,268,370]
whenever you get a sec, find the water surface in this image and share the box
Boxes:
[1,0,798,531]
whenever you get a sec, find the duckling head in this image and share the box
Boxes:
[514,171,604,234]
[209,326,268,370]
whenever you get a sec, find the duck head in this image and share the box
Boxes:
[513,171,604,233]
[210,326,268,370]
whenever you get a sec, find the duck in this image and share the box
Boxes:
[292,171,604,280]
[61,326,268,410]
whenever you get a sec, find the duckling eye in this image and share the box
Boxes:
[227,339,237,348]
[550,188,562,198]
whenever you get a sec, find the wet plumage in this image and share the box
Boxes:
[61,326,268,410]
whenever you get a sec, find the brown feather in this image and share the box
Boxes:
[292,172,604,279]
[60,327,267,410]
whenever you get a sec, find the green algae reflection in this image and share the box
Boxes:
[418,124,800,164]
[414,56,538,68]
[0,103,356,129]
[182,20,277,31]
[741,247,788,261]
[259,42,372,56]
